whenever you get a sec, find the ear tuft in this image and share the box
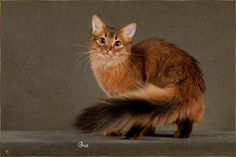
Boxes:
[121,23,137,40]
[92,15,105,35]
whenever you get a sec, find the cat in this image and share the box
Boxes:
[74,15,205,139]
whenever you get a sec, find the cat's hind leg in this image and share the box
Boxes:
[174,119,193,138]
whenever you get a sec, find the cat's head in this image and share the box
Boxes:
[89,15,136,67]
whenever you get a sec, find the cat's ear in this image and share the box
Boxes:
[120,23,137,41]
[92,15,106,35]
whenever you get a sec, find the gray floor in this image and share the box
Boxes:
[1,130,235,156]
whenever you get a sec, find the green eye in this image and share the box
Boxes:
[98,37,106,45]
[114,40,122,47]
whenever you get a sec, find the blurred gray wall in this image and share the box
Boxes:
[1,1,235,131]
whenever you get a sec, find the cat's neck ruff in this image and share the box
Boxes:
[90,53,130,70]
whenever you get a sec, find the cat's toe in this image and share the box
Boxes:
[103,130,120,137]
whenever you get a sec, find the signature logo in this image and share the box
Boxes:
[78,141,89,148]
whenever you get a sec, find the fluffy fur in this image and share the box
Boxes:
[74,15,205,139]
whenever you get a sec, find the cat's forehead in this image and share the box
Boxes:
[105,27,118,38]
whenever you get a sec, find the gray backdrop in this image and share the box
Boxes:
[1,1,235,131]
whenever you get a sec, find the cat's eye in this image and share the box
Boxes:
[114,40,122,48]
[98,37,106,45]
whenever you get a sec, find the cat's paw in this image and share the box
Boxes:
[174,131,190,138]
[103,129,120,137]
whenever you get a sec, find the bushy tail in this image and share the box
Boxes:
[74,84,180,133]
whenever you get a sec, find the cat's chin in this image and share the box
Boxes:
[100,60,120,68]
[93,56,121,68]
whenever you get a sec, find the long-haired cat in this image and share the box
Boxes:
[74,15,205,139]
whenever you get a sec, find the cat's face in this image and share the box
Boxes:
[89,15,136,67]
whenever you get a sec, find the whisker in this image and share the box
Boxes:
[73,55,91,75]
[73,55,88,68]
[126,59,138,74]
[76,43,90,48]
[73,51,91,56]
[72,51,92,68]
[122,59,132,74]
[114,57,121,75]
[72,49,97,64]
[84,54,98,73]
[120,60,129,74]
[116,57,131,75]
[117,55,137,74]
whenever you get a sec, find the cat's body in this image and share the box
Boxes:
[74,15,205,139]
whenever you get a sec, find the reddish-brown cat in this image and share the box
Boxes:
[74,15,205,139]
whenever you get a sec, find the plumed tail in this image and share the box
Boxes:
[74,84,180,133]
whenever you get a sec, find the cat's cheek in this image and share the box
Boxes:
[120,50,130,58]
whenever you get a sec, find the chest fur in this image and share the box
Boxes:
[93,66,139,95]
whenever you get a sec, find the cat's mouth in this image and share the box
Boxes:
[94,52,123,66]
[98,52,118,59]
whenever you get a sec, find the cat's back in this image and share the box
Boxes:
[132,37,196,64]
[132,37,205,92]
[133,37,165,48]
[132,38,178,56]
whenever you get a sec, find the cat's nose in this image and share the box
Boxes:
[105,48,112,54]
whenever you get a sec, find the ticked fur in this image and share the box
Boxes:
[74,15,205,139]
